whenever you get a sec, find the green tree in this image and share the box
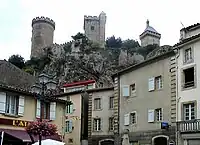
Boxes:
[8,54,25,69]
[122,39,140,54]
[106,35,122,48]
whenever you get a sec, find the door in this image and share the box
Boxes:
[100,140,114,145]
[154,137,167,145]
[188,139,200,145]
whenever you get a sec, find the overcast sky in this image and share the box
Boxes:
[0,0,199,60]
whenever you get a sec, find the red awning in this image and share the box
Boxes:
[0,129,62,142]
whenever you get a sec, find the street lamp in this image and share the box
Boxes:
[31,73,57,145]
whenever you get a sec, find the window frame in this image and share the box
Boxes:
[155,76,163,90]
[109,96,114,109]
[181,65,196,90]
[155,108,163,121]
[183,47,193,64]
[182,101,196,121]
[5,93,19,116]
[42,102,50,119]
[130,111,137,124]
[93,118,101,131]
[109,117,114,131]
[94,98,101,110]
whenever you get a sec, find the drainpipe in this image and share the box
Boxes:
[174,47,180,145]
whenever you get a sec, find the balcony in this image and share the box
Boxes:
[177,119,200,133]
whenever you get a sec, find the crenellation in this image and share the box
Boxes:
[84,15,99,21]
[32,16,55,29]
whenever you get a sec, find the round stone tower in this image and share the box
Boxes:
[30,16,55,58]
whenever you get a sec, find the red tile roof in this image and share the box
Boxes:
[63,80,95,87]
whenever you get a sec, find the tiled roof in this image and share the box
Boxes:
[174,33,200,47]
[181,23,200,31]
[0,60,37,91]
[0,83,69,104]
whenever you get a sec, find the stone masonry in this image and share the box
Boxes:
[31,16,55,58]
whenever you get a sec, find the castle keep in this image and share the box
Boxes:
[31,16,55,58]
[84,12,106,46]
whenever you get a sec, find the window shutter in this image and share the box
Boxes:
[18,96,25,116]
[124,113,130,126]
[50,102,56,120]
[36,99,41,118]
[69,120,73,132]
[148,109,155,122]
[70,104,74,114]
[0,92,6,113]
[148,78,155,91]
[122,85,130,97]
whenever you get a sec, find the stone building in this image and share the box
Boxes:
[112,49,176,145]
[174,23,200,145]
[31,16,55,58]
[84,12,106,46]
[140,20,161,47]
[89,87,114,145]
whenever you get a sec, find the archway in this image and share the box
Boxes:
[99,139,114,145]
[152,135,169,145]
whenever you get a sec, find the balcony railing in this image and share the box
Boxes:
[177,119,200,133]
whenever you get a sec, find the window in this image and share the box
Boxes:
[66,104,73,114]
[155,76,162,90]
[184,48,192,63]
[109,97,114,109]
[109,117,114,131]
[5,95,19,115]
[155,108,162,121]
[66,120,73,132]
[94,98,101,110]
[93,118,101,131]
[183,67,194,88]
[91,26,95,30]
[43,102,50,119]
[183,103,195,120]
[130,112,136,124]
[130,83,136,95]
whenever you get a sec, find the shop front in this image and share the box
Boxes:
[0,118,61,145]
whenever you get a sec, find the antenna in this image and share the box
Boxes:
[180,21,185,28]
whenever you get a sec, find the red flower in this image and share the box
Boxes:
[26,120,58,136]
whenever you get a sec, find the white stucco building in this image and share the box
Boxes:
[174,23,200,145]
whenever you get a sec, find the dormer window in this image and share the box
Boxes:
[184,48,193,63]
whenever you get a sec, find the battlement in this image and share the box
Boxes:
[84,15,99,21]
[32,16,55,29]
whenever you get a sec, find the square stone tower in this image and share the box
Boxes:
[139,20,161,47]
[83,12,106,46]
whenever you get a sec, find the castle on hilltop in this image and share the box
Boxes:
[30,14,160,59]
[30,12,107,58]
[83,11,106,46]
[31,16,55,58]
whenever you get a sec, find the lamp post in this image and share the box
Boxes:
[31,73,57,145]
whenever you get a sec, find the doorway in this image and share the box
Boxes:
[154,137,168,145]
[100,140,114,145]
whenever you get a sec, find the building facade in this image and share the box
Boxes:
[140,20,161,47]
[84,12,106,46]
[89,87,114,145]
[112,51,176,145]
[0,84,67,145]
[175,23,200,145]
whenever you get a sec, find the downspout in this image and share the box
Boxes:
[174,47,180,145]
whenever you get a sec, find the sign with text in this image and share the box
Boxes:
[0,118,31,128]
